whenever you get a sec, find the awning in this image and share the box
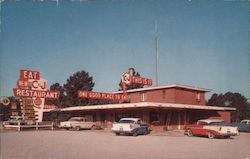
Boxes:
[43,102,236,112]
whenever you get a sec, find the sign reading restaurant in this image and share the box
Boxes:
[13,89,60,99]
[13,69,60,122]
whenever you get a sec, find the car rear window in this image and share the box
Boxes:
[119,120,135,124]
[69,118,80,122]
[197,121,208,125]
[209,122,226,126]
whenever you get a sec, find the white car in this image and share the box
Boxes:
[111,118,149,136]
[59,117,96,131]
[3,116,25,126]
[3,116,35,126]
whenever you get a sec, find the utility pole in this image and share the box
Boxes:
[155,20,159,86]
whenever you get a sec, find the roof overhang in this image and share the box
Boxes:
[43,102,236,113]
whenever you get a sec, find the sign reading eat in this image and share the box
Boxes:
[20,70,40,80]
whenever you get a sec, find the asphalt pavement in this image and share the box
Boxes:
[1,129,250,159]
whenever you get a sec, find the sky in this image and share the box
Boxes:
[0,0,249,100]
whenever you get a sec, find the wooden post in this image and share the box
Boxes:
[51,121,54,130]
[184,110,187,125]
[178,111,181,130]
[18,121,21,132]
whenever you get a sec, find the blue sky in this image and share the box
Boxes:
[0,0,249,100]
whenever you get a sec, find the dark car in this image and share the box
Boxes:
[226,120,250,132]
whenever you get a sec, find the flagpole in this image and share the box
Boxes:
[155,20,159,86]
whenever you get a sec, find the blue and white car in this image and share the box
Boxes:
[111,118,150,136]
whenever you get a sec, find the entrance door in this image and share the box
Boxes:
[100,113,106,128]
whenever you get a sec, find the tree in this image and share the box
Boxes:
[64,70,95,106]
[0,102,11,121]
[0,96,19,121]
[118,68,144,91]
[45,83,66,108]
[207,92,250,122]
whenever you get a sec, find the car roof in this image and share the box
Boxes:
[10,116,23,118]
[198,119,225,124]
[120,118,140,121]
[70,117,86,119]
[241,120,250,122]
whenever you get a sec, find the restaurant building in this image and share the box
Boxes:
[44,84,235,130]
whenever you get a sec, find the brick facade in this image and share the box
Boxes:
[45,84,234,130]
[126,87,206,105]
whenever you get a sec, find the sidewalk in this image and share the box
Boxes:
[150,129,185,137]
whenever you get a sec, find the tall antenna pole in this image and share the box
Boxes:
[155,20,159,86]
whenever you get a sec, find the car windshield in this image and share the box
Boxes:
[69,118,80,122]
[10,117,23,120]
[209,121,227,126]
[197,121,208,125]
[119,120,135,124]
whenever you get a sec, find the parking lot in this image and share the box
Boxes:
[1,130,250,159]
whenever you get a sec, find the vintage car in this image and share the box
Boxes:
[59,117,96,131]
[184,119,239,139]
[111,118,150,136]
[3,116,26,126]
[3,116,35,126]
[227,120,250,132]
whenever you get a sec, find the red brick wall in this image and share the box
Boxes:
[175,89,205,105]
[128,92,141,103]
[207,111,231,122]
[127,88,206,105]
[147,89,176,103]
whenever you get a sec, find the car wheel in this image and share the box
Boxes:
[133,131,138,137]
[75,126,80,131]
[207,132,215,139]
[115,133,120,136]
[144,128,149,135]
[187,129,193,137]
[91,125,96,130]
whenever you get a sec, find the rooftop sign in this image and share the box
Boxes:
[78,90,127,101]
[78,69,152,101]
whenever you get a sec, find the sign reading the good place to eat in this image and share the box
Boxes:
[78,69,153,101]
[78,90,127,101]
[13,69,60,122]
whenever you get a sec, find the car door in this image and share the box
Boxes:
[192,122,208,135]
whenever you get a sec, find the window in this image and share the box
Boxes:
[119,120,135,124]
[196,92,201,102]
[197,121,208,125]
[137,120,141,124]
[162,90,166,99]
[150,111,160,125]
[241,121,247,124]
[140,92,146,102]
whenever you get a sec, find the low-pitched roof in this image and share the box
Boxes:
[44,102,235,113]
[113,84,211,94]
